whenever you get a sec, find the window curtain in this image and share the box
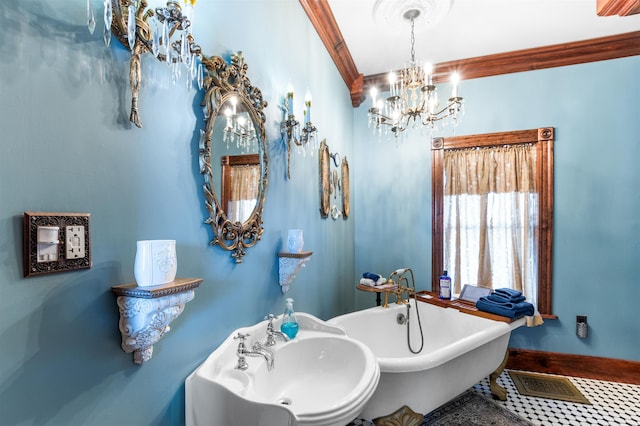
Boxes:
[227,164,260,223]
[444,144,543,326]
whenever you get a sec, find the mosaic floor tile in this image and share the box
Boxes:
[347,370,640,426]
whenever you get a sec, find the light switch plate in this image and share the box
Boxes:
[23,212,91,277]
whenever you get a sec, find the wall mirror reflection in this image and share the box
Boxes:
[220,154,261,224]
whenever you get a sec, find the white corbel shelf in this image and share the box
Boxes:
[278,251,312,293]
[111,277,202,364]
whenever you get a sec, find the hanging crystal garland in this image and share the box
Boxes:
[103,0,113,47]
[87,0,96,34]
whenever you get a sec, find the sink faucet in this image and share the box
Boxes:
[263,314,290,346]
[234,332,274,371]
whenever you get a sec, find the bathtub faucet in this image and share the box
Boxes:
[234,332,275,371]
[388,268,416,305]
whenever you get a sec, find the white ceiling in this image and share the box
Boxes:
[327,0,640,77]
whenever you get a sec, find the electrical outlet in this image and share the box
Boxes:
[66,225,86,259]
[23,212,91,277]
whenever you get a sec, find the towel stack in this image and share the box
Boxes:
[475,288,534,319]
[359,272,389,287]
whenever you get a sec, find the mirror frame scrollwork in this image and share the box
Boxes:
[200,53,268,263]
[341,157,350,219]
[319,140,330,218]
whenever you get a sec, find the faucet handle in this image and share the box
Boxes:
[264,314,276,333]
[234,332,250,342]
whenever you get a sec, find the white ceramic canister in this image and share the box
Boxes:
[134,240,177,286]
[287,229,304,253]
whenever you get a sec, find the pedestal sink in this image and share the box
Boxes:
[185,313,380,426]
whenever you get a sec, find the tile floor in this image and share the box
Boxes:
[348,370,640,426]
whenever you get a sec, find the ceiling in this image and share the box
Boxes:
[325,0,640,78]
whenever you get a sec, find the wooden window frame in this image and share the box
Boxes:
[431,127,555,317]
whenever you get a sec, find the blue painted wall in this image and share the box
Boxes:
[1,1,638,425]
[353,56,640,362]
[0,1,354,425]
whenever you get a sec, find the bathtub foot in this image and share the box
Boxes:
[373,405,423,426]
[489,349,509,401]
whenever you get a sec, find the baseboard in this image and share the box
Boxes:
[506,348,640,385]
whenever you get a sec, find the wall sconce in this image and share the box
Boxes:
[280,88,318,179]
[93,0,204,128]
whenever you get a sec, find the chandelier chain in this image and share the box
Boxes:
[410,17,416,64]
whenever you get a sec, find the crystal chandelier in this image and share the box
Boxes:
[368,9,464,138]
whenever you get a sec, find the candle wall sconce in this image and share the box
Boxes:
[280,89,318,179]
[103,0,203,127]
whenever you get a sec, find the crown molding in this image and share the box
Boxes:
[597,0,640,16]
[300,1,640,108]
[298,0,364,107]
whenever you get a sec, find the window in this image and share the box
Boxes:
[431,128,555,317]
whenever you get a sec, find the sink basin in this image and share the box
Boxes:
[185,313,380,426]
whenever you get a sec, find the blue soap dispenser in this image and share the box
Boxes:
[280,297,299,339]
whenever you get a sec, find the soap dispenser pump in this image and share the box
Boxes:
[280,298,299,339]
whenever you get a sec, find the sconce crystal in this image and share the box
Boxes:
[99,0,204,128]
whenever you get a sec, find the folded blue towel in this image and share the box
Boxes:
[494,288,522,299]
[363,272,382,281]
[488,293,526,304]
[476,296,534,319]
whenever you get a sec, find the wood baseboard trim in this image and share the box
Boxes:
[506,348,640,385]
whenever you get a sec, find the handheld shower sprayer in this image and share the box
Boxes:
[388,267,424,354]
[388,268,415,295]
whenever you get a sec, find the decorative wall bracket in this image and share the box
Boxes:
[278,252,312,293]
[111,277,202,364]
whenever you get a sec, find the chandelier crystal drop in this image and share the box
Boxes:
[368,9,464,138]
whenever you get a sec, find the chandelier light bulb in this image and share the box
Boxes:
[450,72,460,98]
[370,87,378,108]
[425,62,433,85]
[230,96,238,115]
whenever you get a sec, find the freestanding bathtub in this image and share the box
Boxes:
[329,297,525,419]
